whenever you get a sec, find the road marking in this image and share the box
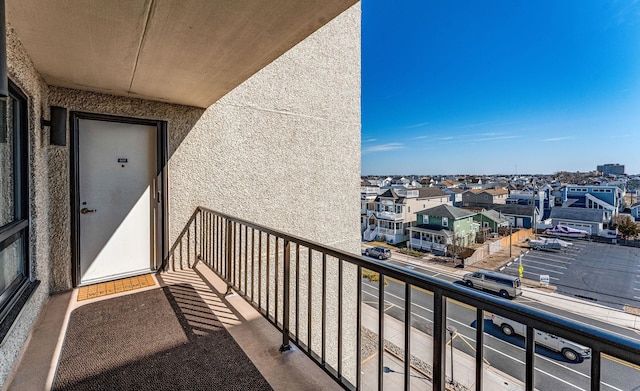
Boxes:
[387,258,462,280]
[518,264,565,275]
[603,353,640,371]
[524,256,573,265]
[522,271,560,281]
[519,259,567,269]
[362,286,626,390]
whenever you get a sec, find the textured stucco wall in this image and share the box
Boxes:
[170,4,361,254]
[0,25,51,386]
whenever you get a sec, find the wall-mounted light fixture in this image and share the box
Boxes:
[0,0,8,98]
[41,106,68,146]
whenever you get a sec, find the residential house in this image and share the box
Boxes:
[489,204,539,229]
[548,207,608,235]
[408,204,479,254]
[473,209,510,234]
[442,187,465,207]
[631,202,640,222]
[461,188,509,208]
[506,189,549,218]
[561,185,623,222]
[363,187,450,244]
[0,1,361,386]
[360,183,379,231]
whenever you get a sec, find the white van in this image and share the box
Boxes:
[463,269,522,299]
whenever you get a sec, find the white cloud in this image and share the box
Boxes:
[405,121,430,129]
[543,136,575,142]
[362,138,378,143]
[362,143,404,153]
[474,135,520,142]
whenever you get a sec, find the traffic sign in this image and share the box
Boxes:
[540,275,550,287]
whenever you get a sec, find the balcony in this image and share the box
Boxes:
[375,211,404,221]
[8,207,640,390]
[410,238,448,253]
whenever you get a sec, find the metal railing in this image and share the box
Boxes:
[163,207,640,391]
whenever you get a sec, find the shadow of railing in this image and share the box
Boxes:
[164,206,640,391]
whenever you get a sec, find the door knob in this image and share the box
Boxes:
[80,207,97,214]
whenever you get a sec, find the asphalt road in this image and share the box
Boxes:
[500,239,640,310]
[361,251,640,391]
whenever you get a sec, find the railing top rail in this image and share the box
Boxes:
[196,206,640,365]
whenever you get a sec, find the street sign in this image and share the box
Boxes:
[540,275,550,287]
[518,265,524,278]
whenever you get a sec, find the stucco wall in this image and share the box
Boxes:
[0,25,51,386]
[168,4,361,254]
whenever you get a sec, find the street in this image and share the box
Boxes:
[361,250,640,390]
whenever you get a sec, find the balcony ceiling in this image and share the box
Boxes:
[7,0,357,108]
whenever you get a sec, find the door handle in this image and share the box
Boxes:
[80,207,97,214]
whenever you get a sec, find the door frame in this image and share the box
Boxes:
[70,112,168,287]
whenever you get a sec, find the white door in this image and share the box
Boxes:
[78,119,157,285]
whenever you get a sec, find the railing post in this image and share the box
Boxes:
[432,288,447,390]
[280,240,291,352]
[591,349,601,391]
[225,219,233,295]
[475,308,484,391]
[525,326,535,391]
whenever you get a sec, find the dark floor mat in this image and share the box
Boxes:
[53,284,272,391]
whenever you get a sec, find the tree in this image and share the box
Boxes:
[614,215,640,240]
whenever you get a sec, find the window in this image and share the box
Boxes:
[0,81,37,342]
[442,217,449,227]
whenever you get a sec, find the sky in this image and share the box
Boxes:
[362,1,640,176]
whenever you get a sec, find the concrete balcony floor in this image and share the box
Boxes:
[6,263,342,391]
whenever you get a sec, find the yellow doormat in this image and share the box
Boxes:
[77,274,156,301]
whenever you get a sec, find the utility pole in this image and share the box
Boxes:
[446,326,457,385]
[509,222,513,258]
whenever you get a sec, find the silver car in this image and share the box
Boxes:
[364,246,391,260]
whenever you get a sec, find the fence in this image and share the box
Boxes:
[464,229,532,266]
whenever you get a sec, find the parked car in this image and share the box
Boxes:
[363,246,391,260]
[463,269,522,299]
[491,314,591,363]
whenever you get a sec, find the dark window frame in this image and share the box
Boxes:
[0,80,39,344]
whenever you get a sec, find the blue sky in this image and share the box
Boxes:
[362,1,640,175]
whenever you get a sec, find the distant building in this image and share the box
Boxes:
[597,164,625,175]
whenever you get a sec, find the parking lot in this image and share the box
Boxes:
[501,239,640,310]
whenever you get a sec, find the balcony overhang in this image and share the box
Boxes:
[6,0,357,108]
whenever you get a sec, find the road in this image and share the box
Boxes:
[501,239,640,310]
[361,251,640,391]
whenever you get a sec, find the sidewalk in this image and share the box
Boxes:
[360,303,524,391]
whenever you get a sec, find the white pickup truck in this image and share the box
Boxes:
[491,314,591,363]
